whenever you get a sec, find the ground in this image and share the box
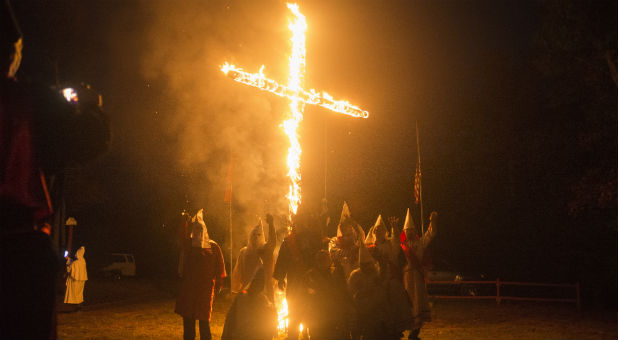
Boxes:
[56,277,617,340]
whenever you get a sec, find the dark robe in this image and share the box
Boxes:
[272,229,321,339]
[221,290,277,340]
[304,265,353,340]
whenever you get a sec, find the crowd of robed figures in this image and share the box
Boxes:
[174,202,438,340]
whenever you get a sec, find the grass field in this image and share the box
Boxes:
[56,277,617,340]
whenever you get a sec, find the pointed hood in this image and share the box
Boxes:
[337,201,354,237]
[248,219,266,250]
[403,208,416,232]
[365,214,387,244]
[339,201,351,225]
[190,209,211,248]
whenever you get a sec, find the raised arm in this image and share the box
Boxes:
[421,211,438,249]
[265,213,276,252]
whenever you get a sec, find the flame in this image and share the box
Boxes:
[220,63,369,119]
[284,3,306,217]
[277,295,289,335]
[276,295,305,336]
[220,3,369,219]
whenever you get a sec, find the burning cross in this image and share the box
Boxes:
[221,3,369,216]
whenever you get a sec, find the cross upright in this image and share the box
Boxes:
[221,3,369,216]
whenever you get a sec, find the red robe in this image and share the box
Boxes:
[175,241,225,321]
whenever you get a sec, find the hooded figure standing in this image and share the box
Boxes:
[175,209,225,340]
[231,214,276,302]
[365,216,413,339]
[328,202,365,281]
[273,211,321,340]
[64,246,88,305]
[347,243,388,340]
[400,209,437,340]
[221,267,277,340]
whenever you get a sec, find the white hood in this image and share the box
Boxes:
[190,209,211,248]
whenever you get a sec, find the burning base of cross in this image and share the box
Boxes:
[275,290,304,337]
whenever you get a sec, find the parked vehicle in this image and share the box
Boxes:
[425,259,486,296]
[100,253,136,278]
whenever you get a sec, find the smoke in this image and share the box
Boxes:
[139,1,293,244]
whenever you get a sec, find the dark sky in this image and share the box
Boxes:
[11,0,617,302]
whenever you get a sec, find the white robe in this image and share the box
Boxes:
[402,222,435,329]
[65,247,88,304]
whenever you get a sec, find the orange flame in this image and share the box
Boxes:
[220,3,369,219]
[284,3,306,217]
[276,295,304,336]
[277,294,289,335]
[220,63,369,119]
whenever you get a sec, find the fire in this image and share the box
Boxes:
[283,3,306,217]
[277,295,289,335]
[276,295,305,336]
[220,2,369,219]
[220,63,369,119]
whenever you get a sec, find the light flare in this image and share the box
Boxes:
[62,88,78,103]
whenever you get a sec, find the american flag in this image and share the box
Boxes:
[414,165,421,205]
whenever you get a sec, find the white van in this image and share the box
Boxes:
[101,253,136,277]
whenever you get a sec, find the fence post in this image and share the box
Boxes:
[496,278,501,305]
[575,282,582,312]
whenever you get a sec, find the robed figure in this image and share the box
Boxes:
[400,209,437,340]
[221,267,277,340]
[328,202,365,281]
[64,246,88,305]
[365,215,414,339]
[231,214,277,302]
[273,212,321,340]
[175,209,225,340]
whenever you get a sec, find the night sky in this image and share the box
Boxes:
[11,0,617,305]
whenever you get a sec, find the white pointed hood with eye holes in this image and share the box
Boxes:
[247,219,266,251]
[190,209,211,248]
[70,246,88,281]
[365,214,389,245]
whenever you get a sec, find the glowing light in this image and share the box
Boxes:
[276,296,304,336]
[62,88,78,103]
[277,295,289,335]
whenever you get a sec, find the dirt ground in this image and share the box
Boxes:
[56,278,617,340]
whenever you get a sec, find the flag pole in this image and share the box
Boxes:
[416,120,425,234]
[324,114,328,199]
[230,177,234,275]
[229,180,233,273]
[225,159,233,275]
